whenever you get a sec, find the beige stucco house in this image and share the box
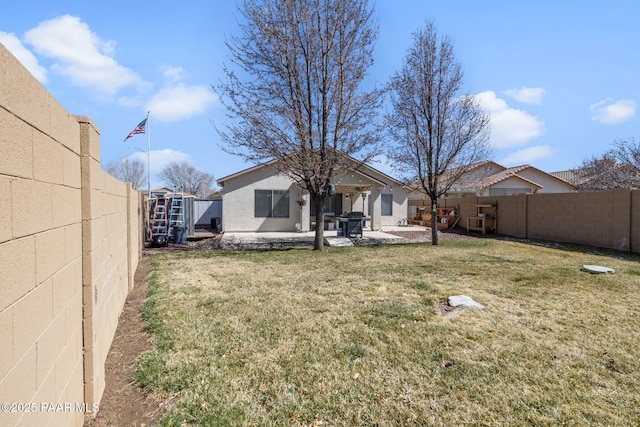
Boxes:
[440,161,576,197]
[217,157,408,232]
[406,161,576,221]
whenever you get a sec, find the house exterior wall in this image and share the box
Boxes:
[194,200,223,225]
[379,185,408,227]
[517,168,574,193]
[338,167,408,228]
[221,166,302,232]
[221,164,408,232]
[483,176,536,196]
[0,44,142,427]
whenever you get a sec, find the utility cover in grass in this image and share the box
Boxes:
[448,295,485,309]
[324,237,354,247]
[581,265,615,274]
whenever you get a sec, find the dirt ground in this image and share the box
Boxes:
[84,256,164,427]
[84,229,476,426]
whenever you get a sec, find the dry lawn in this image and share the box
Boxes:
[137,239,640,426]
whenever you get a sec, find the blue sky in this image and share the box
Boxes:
[1,1,638,189]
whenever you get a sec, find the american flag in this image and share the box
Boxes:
[123,118,147,141]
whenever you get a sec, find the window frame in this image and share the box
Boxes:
[381,193,393,216]
[255,189,290,218]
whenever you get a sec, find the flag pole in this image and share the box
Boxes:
[146,111,151,199]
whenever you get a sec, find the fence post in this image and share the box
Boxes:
[78,115,105,409]
[612,188,632,252]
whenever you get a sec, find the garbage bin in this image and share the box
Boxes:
[173,226,187,244]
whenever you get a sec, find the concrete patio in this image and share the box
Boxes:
[220,226,422,247]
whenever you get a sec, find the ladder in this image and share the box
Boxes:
[168,186,185,242]
[150,197,169,245]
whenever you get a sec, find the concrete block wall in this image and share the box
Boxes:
[486,194,527,238]
[1,44,142,426]
[612,189,633,252]
[442,189,638,253]
[79,117,140,408]
[632,190,640,252]
[527,191,615,248]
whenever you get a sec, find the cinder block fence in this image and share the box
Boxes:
[1,44,143,426]
[439,189,639,253]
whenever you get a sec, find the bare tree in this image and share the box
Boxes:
[574,142,640,190]
[612,138,640,171]
[387,21,490,245]
[159,161,214,198]
[215,0,383,251]
[104,157,147,190]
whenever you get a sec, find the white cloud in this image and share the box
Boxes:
[146,83,216,122]
[590,98,636,125]
[500,145,554,165]
[159,65,185,82]
[475,91,544,149]
[503,87,546,106]
[127,149,191,176]
[0,31,48,83]
[23,15,141,96]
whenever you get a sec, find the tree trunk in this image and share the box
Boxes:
[313,198,326,251]
[430,201,439,245]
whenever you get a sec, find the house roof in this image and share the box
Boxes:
[442,161,505,187]
[513,165,576,189]
[551,164,640,189]
[550,170,578,184]
[217,152,405,188]
[443,162,575,194]
[406,160,505,193]
[151,187,197,198]
[474,167,543,190]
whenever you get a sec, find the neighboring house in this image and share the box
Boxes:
[406,161,576,220]
[151,187,198,199]
[439,161,576,197]
[552,164,640,191]
[217,156,408,232]
[550,170,580,187]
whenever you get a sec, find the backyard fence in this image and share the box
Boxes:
[440,188,639,253]
[0,44,143,427]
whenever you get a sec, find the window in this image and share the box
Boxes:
[381,193,393,216]
[310,193,343,216]
[488,188,532,196]
[255,190,290,218]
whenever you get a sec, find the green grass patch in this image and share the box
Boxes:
[137,240,640,426]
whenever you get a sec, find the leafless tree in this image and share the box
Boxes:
[215,0,383,250]
[386,21,490,245]
[104,157,147,190]
[612,138,640,172]
[574,141,640,190]
[159,161,214,198]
